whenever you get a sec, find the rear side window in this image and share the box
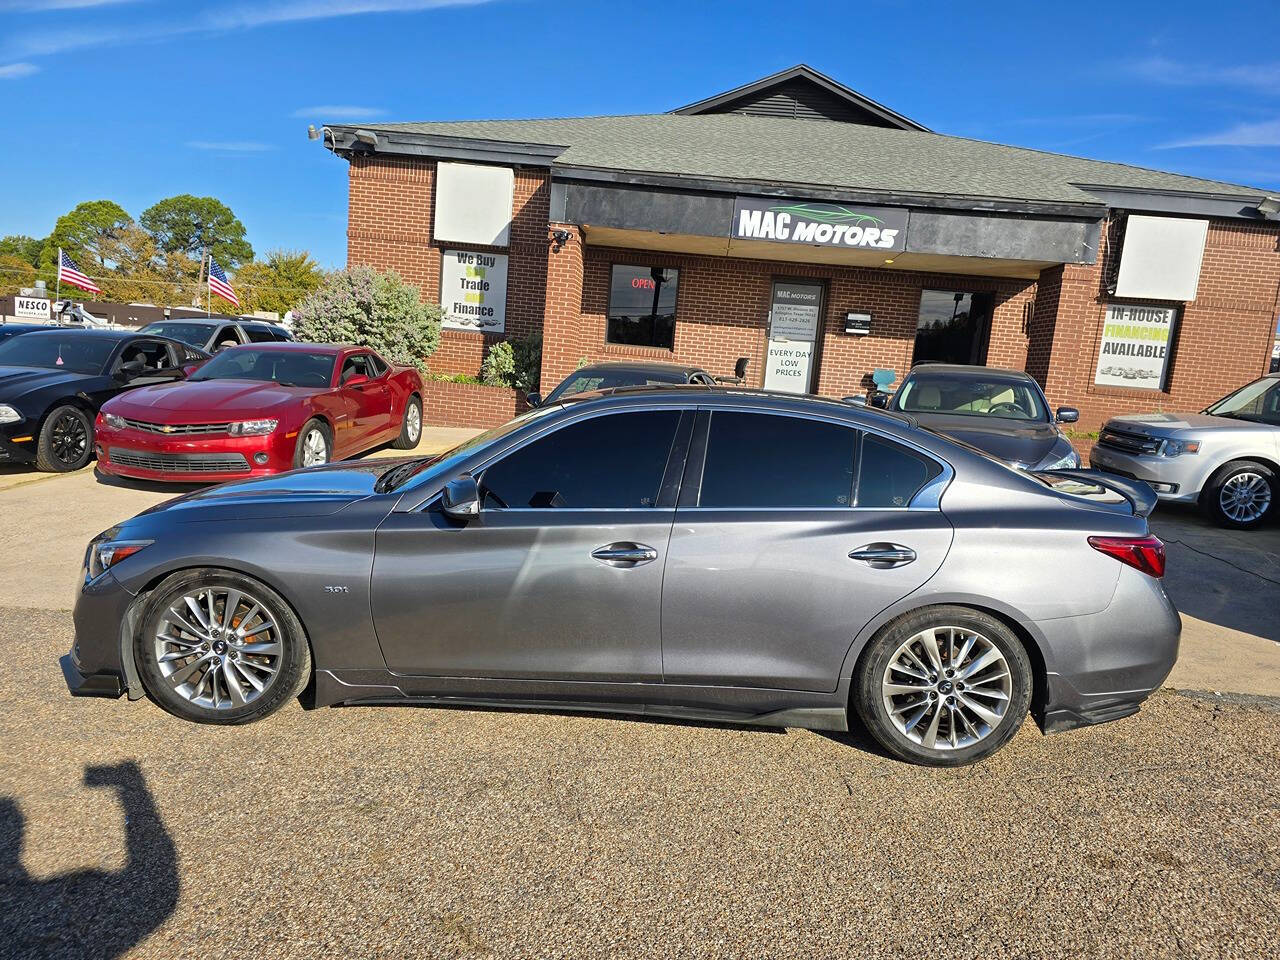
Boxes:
[857,435,941,508]
[699,412,856,508]
[481,411,680,509]
[244,327,276,343]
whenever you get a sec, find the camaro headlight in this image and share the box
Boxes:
[1157,438,1200,457]
[103,413,127,430]
[227,418,279,437]
[85,532,152,582]
[0,404,21,425]
[1039,448,1081,470]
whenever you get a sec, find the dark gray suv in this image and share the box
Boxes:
[62,388,1179,766]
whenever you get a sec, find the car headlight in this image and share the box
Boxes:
[227,418,278,437]
[85,532,152,582]
[1157,438,1200,457]
[103,412,127,430]
[1038,448,1081,470]
[0,404,21,425]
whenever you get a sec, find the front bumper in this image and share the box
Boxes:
[94,420,295,483]
[0,420,37,464]
[62,569,137,700]
[1088,444,1203,504]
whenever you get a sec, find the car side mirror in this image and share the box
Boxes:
[869,393,889,409]
[442,474,480,521]
[344,373,370,388]
[843,395,867,406]
[217,340,239,350]
[181,362,203,377]
[1056,406,1080,424]
[525,391,542,408]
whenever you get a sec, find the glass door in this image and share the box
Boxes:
[763,280,824,394]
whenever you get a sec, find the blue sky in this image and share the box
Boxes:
[2,0,1279,268]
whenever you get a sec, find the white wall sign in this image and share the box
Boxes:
[1094,303,1177,389]
[14,296,50,320]
[763,340,814,392]
[763,281,822,394]
[433,162,514,247]
[440,249,508,333]
[1114,215,1208,302]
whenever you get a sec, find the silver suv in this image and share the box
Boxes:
[1090,373,1280,529]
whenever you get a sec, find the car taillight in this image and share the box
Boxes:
[1088,535,1166,578]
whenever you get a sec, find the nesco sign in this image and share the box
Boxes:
[732,197,909,252]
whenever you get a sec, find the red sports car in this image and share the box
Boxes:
[94,343,424,483]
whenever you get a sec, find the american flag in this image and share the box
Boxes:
[58,249,102,294]
[208,257,240,308]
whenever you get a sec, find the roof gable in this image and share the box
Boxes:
[670,64,929,131]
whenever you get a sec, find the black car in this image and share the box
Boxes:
[0,329,207,472]
[0,322,51,344]
[885,364,1081,471]
[528,361,716,407]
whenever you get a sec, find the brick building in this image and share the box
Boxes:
[324,65,1280,431]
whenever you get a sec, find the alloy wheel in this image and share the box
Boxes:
[406,403,422,443]
[153,586,283,710]
[1219,471,1271,523]
[301,428,329,467]
[51,413,87,465]
[880,625,1013,751]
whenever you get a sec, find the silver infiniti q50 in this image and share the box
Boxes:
[62,388,1180,766]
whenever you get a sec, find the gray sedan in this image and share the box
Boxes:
[62,388,1179,766]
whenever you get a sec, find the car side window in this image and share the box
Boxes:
[365,353,387,377]
[857,435,942,508]
[480,411,681,509]
[116,340,172,377]
[340,354,372,383]
[213,325,241,347]
[244,327,276,343]
[699,411,856,508]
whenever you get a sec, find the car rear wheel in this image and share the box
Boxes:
[391,394,422,449]
[135,569,311,725]
[293,419,332,468]
[1203,460,1275,529]
[854,606,1032,766]
[36,404,93,472]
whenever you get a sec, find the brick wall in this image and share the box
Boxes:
[347,156,550,381]
[422,380,527,429]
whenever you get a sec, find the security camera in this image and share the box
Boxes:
[307,125,319,141]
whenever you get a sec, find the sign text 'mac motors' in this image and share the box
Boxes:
[731,197,909,253]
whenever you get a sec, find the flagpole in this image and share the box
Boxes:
[56,247,62,304]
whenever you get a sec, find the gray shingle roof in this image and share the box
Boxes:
[356,113,1265,206]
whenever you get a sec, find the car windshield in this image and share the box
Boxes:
[0,332,117,374]
[187,349,335,388]
[545,369,686,403]
[137,322,216,347]
[895,372,1048,421]
[1205,377,1280,425]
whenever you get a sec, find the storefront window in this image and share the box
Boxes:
[912,290,993,366]
[607,265,679,349]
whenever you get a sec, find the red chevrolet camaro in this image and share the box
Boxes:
[94,343,424,483]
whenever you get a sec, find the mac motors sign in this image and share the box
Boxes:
[732,197,909,252]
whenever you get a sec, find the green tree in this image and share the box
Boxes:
[234,250,326,315]
[0,235,42,266]
[94,224,203,305]
[481,334,542,391]
[140,194,253,267]
[292,267,440,372]
[39,200,133,273]
[0,255,37,297]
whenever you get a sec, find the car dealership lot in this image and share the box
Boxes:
[1,447,1278,957]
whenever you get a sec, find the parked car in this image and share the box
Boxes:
[884,364,1080,470]
[63,388,1179,767]
[239,320,295,343]
[135,316,287,354]
[0,329,206,472]
[527,360,715,407]
[94,343,423,483]
[1090,372,1280,529]
[0,322,51,344]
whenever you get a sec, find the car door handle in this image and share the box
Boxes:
[849,543,917,568]
[591,542,659,566]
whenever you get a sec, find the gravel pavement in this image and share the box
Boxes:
[1,437,1278,958]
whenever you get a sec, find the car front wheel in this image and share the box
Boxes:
[36,404,93,472]
[293,419,332,468]
[854,606,1032,766]
[135,569,311,724]
[1204,460,1275,529]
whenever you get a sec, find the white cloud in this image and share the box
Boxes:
[1128,56,1280,92]
[0,62,38,78]
[290,105,387,119]
[1159,118,1280,148]
[221,0,492,29]
[186,140,277,152]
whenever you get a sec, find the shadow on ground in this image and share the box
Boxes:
[0,761,178,960]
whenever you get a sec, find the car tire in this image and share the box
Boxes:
[391,394,422,449]
[854,605,1032,767]
[292,418,332,468]
[35,404,94,472]
[1202,460,1275,530]
[135,568,311,725]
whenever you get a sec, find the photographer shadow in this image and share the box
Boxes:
[0,761,179,959]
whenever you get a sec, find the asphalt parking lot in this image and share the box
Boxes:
[1,440,1278,958]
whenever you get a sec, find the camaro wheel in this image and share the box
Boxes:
[855,606,1032,766]
[293,419,332,468]
[135,569,311,724]
[1204,460,1274,529]
[36,404,93,472]
[392,394,422,449]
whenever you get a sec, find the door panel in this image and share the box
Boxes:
[661,509,953,691]
[372,509,673,680]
